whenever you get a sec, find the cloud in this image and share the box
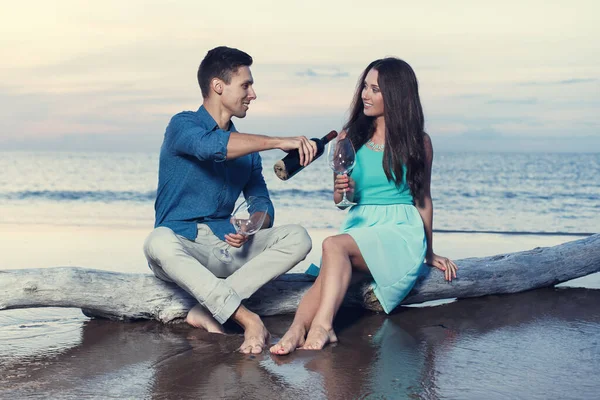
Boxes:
[432,127,600,153]
[518,78,597,86]
[451,93,488,99]
[487,97,538,105]
[0,112,347,152]
[296,68,349,79]
[0,132,163,153]
[0,84,188,139]
[428,115,540,126]
[455,129,505,139]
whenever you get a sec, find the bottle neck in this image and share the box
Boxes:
[321,130,338,144]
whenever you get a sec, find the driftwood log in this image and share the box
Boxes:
[1,234,599,323]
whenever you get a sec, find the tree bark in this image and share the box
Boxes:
[1,234,599,323]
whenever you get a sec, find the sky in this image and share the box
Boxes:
[1,0,599,152]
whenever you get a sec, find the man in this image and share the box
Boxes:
[143,46,315,354]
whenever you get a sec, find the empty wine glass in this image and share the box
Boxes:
[327,138,357,207]
[213,196,269,264]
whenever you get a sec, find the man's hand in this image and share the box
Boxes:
[225,233,250,248]
[277,136,318,166]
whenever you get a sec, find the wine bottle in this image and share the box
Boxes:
[273,130,338,180]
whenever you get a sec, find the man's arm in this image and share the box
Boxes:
[169,113,229,162]
[227,132,317,166]
[167,113,316,165]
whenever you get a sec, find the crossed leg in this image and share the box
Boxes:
[145,224,312,355]
[186,304,225,333]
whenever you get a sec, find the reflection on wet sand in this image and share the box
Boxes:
[1,288,599,399]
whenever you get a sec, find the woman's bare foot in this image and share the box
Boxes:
[269,324,307,355]
[301,325,338,350]
[185,304,224,333]
[239,322,270,354]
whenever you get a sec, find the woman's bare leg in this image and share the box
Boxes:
[302,234,368,350]
[270,275,323,355]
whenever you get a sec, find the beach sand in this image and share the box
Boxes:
[4,222,596,273]
[1,223,599,399]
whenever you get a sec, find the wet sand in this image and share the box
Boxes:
[1,224,599,399]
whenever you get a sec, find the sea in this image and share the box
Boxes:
[1,150,598,235]
[1,150,600,399]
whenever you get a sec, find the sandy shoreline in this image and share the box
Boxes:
[1,223,599,398]
[1,221,591,269]
[3,221,598,288]
[2,285,600,399]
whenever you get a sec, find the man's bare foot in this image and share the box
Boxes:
[239,322,270,354]
[269,324,306,355]
[232,305,271,354]
[185,304,224,333]
[301,325,337,350]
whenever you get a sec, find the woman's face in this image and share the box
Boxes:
[361,68,384,118]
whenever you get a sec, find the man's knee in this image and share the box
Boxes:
[281,224,312,257]
[143,227,180,263]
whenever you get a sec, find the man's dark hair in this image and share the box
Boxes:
[197,46,253,98]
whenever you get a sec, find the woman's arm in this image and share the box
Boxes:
[416,134,458,281]
[332,130,356,207]
[417,134,434,257]
[333,174,355,206]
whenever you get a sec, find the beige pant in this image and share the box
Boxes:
[143,224,312,324]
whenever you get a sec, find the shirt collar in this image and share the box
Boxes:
[196,105,219,131]
[196,105,236,132]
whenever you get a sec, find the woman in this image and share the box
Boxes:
[270,57,457,354]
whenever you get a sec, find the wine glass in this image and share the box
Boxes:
[213,196,269,264]
[327,137,357,207]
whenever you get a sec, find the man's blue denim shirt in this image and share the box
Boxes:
[154,105,275,241]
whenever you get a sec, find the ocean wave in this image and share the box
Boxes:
[434,229,594,236]
[1,190,156,202]
[451,191,599,202]
[269,188,332,200]
[0,188,333,203]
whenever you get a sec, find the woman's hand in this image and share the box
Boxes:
[426,253,458,282]
[334,174,355,195]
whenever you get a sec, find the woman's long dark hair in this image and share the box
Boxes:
[343,58,427,206]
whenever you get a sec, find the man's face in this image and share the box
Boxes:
[221,66,257,119]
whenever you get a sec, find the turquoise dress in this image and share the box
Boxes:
[310,145,427,313]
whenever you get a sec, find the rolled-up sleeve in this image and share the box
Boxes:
[243,153,275,228]
[167,113,230,162]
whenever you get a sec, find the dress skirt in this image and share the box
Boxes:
[339,203,427,313]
